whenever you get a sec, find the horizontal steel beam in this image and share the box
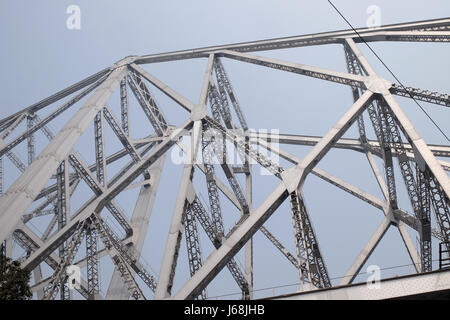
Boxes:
[249,132,450,158]
[135,18,450,64]
[0,68,110,130]
[220,50,365,88]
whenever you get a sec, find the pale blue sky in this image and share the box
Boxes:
[0,1,449,299]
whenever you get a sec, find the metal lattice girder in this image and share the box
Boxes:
[20,120,190,273]
[183,201,206,300]
[32,139,157,201]
[94,111,107,186]
[120,77,130,136]
[342,38,444,275]
[67,153,133,236]
[259,136,443,245]
[0,68,111,133]
[174,90,376,299]
[249,131,450,159]
[155,121,200,299]
[201,126,225,240]
[127,70,169,135]
[342,39,440,269]
[101,217,157,293]
[130,64,195,112]
[26,115,36,165]
[56,160,70,299]
[361,30,450,43]
[12,228,58,270]
[91,214,152,300]
[214,58,248,130]
[184,204,203,277]
[343,40,401,211]
[426,170,450,249]
[0,76,108,159]
[43,221,87,300]
[102,106,142,163]
[24,178,81,224]
[180,91,371,296]
[289,191,330,288]
[206,117,284,176]
[258,130,439,275]
[135,18,450,64]
[2,146,27,174]
[221,50,366,89]
[0,66,127,243]
[0,113,28,141]
[56,161,69,230]
[376,99,399,208]
[259,226,299,270]
[382,94,449,200]
[177,139,298,275]
[212,66,233,128]
[91,214,145,300]
[417,167,432,272]
[86,221,100,298]
[189,197,250,296]
[208,83,230,129]
[206,85,250,214]
[173,182,290,299]
[221,48,450,110]
[391,84,450,107]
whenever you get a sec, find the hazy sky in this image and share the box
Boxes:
[1,1,449,299]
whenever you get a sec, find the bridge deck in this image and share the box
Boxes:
[268,268,450,300]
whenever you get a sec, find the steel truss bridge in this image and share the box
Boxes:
[0,17,449,300]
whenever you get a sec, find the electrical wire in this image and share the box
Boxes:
[327,0,450,143]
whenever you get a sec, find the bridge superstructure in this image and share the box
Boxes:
[0,17,449,300]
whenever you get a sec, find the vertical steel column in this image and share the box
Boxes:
[86,220,100,299]
[244,162,253,299]
[94,111,107,187]
[27,115,36,165]
[120,77,130,137]
[417,167,432,272]
[289,191,330,289]
[184,202,206,299]
[56,160,70,300]
[201,123,225,242]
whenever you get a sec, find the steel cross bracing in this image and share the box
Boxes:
[343,39,434,272]
[188,197,250,298]
[183,200,207,300]
[0,17,449,300]
[289,191,331,288]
